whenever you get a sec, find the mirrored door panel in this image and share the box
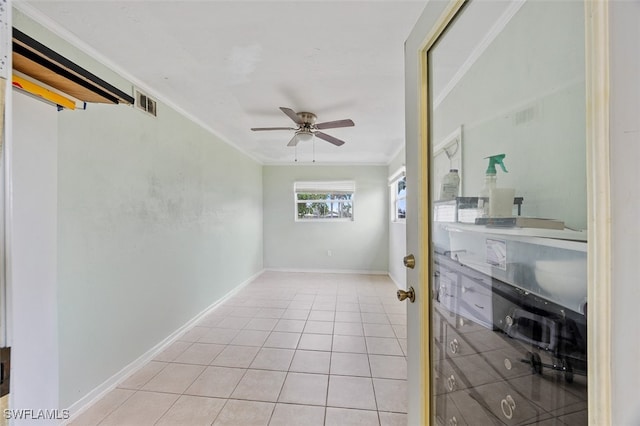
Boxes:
[428,1,587,425]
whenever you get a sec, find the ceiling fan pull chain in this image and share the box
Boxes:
[313,139,316,163]
[295,144,298,162]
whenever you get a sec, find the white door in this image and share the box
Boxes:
[404,2,454,423]
[9,89,59,422]
[403,0,610,424]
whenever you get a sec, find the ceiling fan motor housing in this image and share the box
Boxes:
[297,112,317,126]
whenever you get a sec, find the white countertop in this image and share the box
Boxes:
[442,223,587,251]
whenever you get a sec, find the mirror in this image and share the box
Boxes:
[428,1,588,424]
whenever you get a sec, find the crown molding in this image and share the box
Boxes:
[12,1,264,165]
[433,0,526,109]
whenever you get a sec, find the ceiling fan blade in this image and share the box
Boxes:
[315,131,345,146]
[280,107,303,124]
[315,119,355,130]
[251,127,296,131]
[287,135,299,147]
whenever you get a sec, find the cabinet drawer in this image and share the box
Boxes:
[436,326,484,358]
[448,390,503,426]
[435,392,502,426]
[470,381,548,425]
[507,374,586,413]
[434,303,490,335]
[481,346,533,381]
[440,353,503,391]
[435,394,464,426]
[436,270,459,313]
[458,274,493,328]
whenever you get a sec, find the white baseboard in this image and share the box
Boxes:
[64,268,265,423]
[389,273,406,290]
[264,267,389,275]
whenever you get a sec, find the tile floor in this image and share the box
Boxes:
[71,272,408,426]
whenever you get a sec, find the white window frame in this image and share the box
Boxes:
[389,167,406,223]
[294,181,355,222]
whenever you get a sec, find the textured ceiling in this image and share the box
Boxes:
[22,1,427,164]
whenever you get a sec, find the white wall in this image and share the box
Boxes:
[263,165,388,273]
[10,90,59,423]
[610,2,640,424]
[433,1,586,230]
[56,101,263,409]
[388,147,406,289]
[13,13,264,410]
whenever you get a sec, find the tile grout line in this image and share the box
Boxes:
[213,340,255,423]
[92,389,136,426]
[210,293,288,426]
[273,295,297,416]
[322,291,332,426]
[89,275,406,425]
[150,389,184,426]
[362,302,384,425]
[116,359,171,393]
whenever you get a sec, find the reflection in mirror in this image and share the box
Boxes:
[428,1,587,424]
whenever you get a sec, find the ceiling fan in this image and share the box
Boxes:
[251,107,354,147]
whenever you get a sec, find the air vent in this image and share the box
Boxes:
[514,105,537,125]
[135,89,157,117]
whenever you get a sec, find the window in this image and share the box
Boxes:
[390,169,406,222]
[294,181,355,221]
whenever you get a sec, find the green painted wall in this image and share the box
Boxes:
[263,165,389,273]
[14,11,263,408]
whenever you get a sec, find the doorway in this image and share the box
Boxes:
[404,0,612,424]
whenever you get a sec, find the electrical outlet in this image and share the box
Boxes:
[327,250,332,257]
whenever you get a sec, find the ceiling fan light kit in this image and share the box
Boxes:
[251,107,355,154]
[294,130,314,144]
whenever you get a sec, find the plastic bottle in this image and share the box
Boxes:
[440,169,460,201]
[478,154,508,217]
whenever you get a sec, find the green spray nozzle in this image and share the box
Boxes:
[485,154,508,175]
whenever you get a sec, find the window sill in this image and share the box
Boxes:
[295,218,354,223]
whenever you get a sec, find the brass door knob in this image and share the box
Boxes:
[397,287,415,303]
[403,254,415,269]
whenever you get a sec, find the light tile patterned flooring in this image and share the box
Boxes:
[72,272,408,426]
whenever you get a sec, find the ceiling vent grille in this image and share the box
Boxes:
[514,104,537,125]
[135,89,157,117]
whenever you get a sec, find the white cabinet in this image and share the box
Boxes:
[432,231,587,425]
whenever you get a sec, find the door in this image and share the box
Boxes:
[1,3,9,420]
[0,76,7,426]
[9,89,59,422]
[404,0,612,424]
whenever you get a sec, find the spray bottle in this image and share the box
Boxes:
[478,154,509,217]
[440,169,460,201]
